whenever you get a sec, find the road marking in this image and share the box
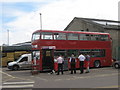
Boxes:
[1,70,34,82]
[3,81,34,85]
[0,70,15,78]
[31,76,48,82]
[54,73,118,81]
[1,84,33,88]
[96,85,120,88]
[2,81,34,88]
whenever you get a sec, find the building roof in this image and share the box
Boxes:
[2,45,32,52]
[12,41,31,46]
[64,17,120,30]
[1,41,32,52]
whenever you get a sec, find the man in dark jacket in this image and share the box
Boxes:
[70,54,76,74]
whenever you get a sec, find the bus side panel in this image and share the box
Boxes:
[105,49,112,66]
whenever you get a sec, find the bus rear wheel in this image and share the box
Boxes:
[114,63,120,69]
[94,60,101,68]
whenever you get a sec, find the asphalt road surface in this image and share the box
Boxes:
[1,67,119,89]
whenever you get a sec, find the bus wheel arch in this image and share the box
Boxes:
[13,65,19,70]
[94,60,101,68]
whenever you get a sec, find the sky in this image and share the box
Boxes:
[0,0,119,45]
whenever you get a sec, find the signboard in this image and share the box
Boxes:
[42,46,56,49]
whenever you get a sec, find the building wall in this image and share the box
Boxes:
[65,18,104,32]
[65,19,120,60]
[118,31,120,60]
[105,30,119,60]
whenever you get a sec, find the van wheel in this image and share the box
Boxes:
[13,65,19,70]
[94,60,101,68]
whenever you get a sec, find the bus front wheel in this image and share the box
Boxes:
[94,60,101,68]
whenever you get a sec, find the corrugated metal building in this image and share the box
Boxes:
[64,17,120,60]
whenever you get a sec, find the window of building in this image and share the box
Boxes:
[41,32,53,40]
[2,53,7,58]
[67,33,79,40]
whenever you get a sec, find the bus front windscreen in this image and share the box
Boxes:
[32,33,40,41]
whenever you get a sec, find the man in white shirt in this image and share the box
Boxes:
[78,53,86,74]
[56,55,64,75]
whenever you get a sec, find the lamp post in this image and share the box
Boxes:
[7,29,9,46]
[40,13,42,30]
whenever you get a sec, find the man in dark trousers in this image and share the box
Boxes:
[78,53,86,74]
[56,55,64,75]
[70,54,76,74]
[85,53,91,73]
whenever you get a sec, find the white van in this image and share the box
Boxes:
[8,54,32,70]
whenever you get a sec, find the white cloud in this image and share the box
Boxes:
[3,9,28,18]
[1,0,47,3]
[1,0,119,45]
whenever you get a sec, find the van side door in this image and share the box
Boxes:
[18,57,28,69]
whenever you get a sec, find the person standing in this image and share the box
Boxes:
[85,53,91,73]
[56,55,64,75]
[69,54,76,74]
[78,53,86,74]
[50,59,55,74]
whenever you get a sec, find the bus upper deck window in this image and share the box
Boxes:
[56,33,66,40]
[100,35,109,41]
[67,33,79,40]
[41,32,53,40]
[32,33,40,41]
[79,34,89,40]
[54,33,59,40]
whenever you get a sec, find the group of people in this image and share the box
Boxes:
[51,53,91,75]
[69,53,90,74]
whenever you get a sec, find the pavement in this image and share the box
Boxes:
[1,67,120,89]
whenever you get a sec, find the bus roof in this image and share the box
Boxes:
[33,30,110,35]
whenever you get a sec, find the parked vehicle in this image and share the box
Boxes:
[112,60,120,69]
[32,30,112,71]
[7,54,32,70]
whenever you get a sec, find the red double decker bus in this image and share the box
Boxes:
[31,30,112,71]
